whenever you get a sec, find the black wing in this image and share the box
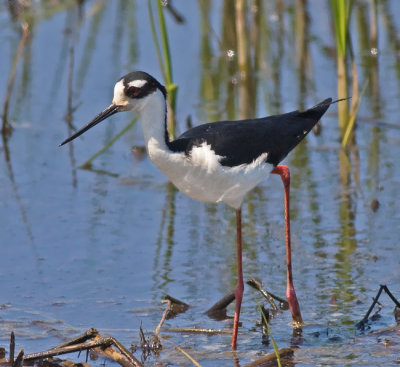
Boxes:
[168,98,332,167]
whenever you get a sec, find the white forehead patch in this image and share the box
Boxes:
[128,79,147,88]
[114,79,124,96]
[113,79,128,106]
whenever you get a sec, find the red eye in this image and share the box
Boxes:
[127,86,140,98]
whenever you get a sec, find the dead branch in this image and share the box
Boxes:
[90,334,142,367]
[205,292,235,320]
[2,330,143,367]
[9,332,15,366]
[13,350,24,367]
[23,338,113,361]
[163,295,189,319]
[154,299,171,338]
[247,278,288,311]
[244,347,294,367]
[356,285,400,330]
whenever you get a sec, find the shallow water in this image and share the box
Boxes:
[1,1,400,366]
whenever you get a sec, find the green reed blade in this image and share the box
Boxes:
[258,305,281,367]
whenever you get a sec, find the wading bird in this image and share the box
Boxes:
[60,71,335,349]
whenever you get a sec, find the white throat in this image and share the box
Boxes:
[136,89,168,152]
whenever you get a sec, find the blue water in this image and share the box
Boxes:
[1,1,400,366]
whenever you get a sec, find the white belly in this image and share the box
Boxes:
[147,140,273,209]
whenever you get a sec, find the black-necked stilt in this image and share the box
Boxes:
[60,71,335,349]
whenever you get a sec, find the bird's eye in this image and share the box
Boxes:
[126,86,141,98]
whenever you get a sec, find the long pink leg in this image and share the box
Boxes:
[232,208,244,350]
[272,165,304,325]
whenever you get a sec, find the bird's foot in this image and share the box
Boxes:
[286,285,304,326]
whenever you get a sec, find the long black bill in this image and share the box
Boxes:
[59,104,120,146]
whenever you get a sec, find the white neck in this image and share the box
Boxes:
[136,89,169,152]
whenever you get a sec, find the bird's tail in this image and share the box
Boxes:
[313,96,351,109]
[301,96,351,121]
[326,96,351,106]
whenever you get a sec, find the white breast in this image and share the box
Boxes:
[147,139,272,209]
[135,90,273,209]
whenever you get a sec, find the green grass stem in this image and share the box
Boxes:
[147,0,177,138]
[258,305,281,367]
[342,80,368,147]
[157,0,173,86]
[147,0,166,82]
[330,0,349,57]
[330,0,354,136]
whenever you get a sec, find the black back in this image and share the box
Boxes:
[168,98,332,167]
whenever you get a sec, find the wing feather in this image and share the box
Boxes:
[167,98,332,167]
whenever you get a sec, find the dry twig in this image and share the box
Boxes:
[2,329,143,367]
